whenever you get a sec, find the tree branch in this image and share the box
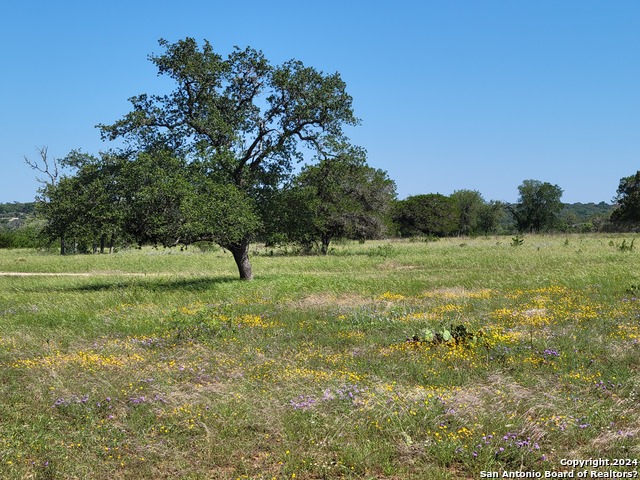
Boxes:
[24,146,59,185]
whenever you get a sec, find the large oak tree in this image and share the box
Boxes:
[98,38,358,279]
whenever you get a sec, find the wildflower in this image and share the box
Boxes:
[289,396,316,410]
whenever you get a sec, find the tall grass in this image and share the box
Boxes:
[0,234,638,478]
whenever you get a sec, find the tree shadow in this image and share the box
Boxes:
[12,274,240,293]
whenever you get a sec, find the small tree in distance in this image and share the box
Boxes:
[392,194,456,238]
[509,179,563,233]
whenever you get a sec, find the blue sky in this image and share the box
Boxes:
[1,1,638,204]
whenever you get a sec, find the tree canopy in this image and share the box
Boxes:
[392,194,456,238]
[97,38,360,279]
[278,144,396,254]
[509,180,563,233]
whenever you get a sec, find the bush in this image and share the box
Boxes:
[0,222,47,249]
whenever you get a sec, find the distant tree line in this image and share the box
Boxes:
[392,191,504,238]
[2,172,630,252]
[385,180,615,238]
[0,202,35,216]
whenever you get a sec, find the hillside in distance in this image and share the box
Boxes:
[560,201,614,222]
[0,202,35,227]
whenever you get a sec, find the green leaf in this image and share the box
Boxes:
[442,329,452,342]
[421,329,434,342]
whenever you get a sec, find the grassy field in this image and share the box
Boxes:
[0,234,639,479]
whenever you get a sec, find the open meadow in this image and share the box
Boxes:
[0,234,639,479]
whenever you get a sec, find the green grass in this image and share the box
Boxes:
[0,234,639,479]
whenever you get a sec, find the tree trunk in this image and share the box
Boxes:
[228,239,253,280]
[60,235,66,255]
[320,234,331,255]
[100,234,106,254]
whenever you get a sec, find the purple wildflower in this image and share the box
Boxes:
[289,395,316,410]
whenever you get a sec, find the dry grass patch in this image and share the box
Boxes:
[589,427,640,455]
[420,287,493,300]
[446,373,537,418]
[289,293,371,310]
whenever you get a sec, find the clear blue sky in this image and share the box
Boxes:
[1,0,638,204]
